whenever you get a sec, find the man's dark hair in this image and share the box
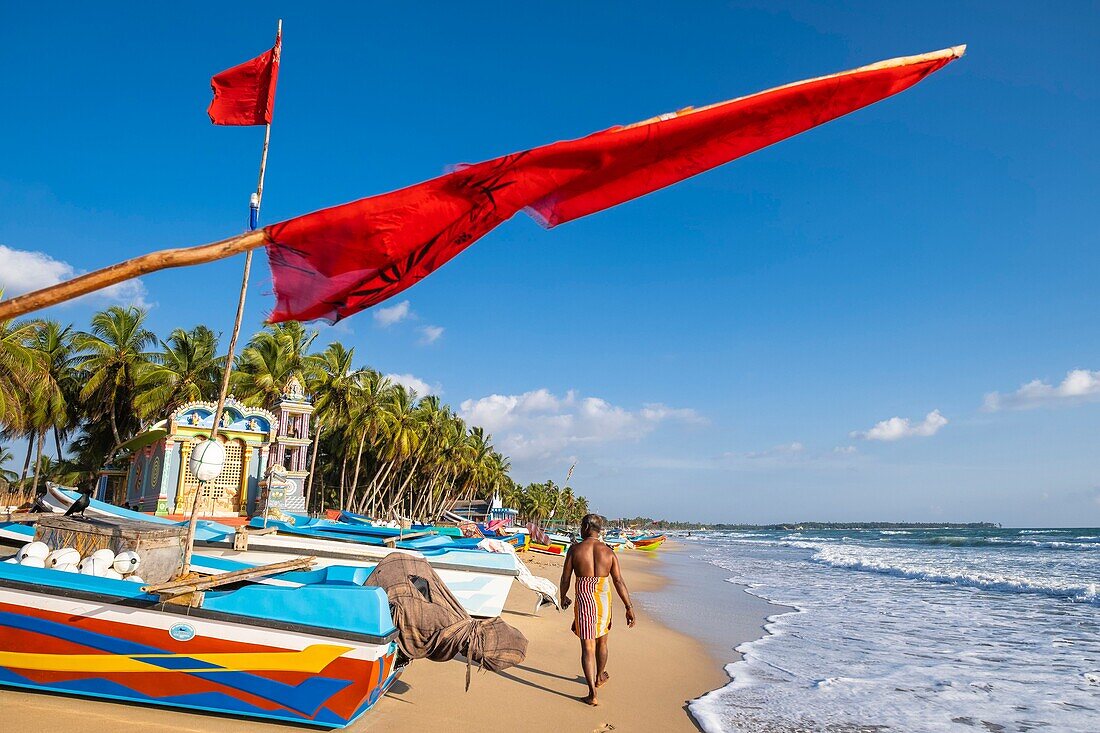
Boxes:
[580,513,604,537]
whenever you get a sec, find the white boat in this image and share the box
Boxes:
[40,485,519,618]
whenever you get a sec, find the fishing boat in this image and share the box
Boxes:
[630,534,667,551]
[41,487,520,617]
[0,534,401,727]
[528,542,564,556]
[260,514,522,550]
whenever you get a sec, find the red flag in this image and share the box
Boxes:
[208,33,281,126]
[265,46,963,323]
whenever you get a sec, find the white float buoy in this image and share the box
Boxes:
[78,556,110,576]
[90,548,116,564]
[54,562,79,573]
[126,574,145,583]
[103,568,123,580]
[20,556,46,568]
[46,547,80,568]
[113,550,141,575]
[18,541,49,561]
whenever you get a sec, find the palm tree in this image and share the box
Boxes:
[26,320,76,494]
[74,306,156,450]
[306,342,362,508]
[0,314,39,434]
[374,385,422,517]
[231,322,318,410]
[135,325,222,419]
[0,445,17,484]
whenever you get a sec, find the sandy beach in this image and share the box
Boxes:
[0,543,772,733]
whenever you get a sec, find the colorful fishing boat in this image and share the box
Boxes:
[630,534,667,551]
[264,514,523,550]
[0,539,401,727]
[528,542,564,556]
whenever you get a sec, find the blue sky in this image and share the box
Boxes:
[1,2,1097,526]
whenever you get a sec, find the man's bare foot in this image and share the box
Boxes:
[581,693,599,706]
[596,671,610,688]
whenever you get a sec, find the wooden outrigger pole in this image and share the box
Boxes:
[177,19,282,577]
[0,231,269,322]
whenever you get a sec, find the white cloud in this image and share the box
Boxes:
[852,410,948,442]
[384,373,442,397]
[459,388,703,461]
[373,300,411,327]
[834,445,858,455]
[0,244,149,308]
[418,325,444,344]
[983,369,1100,411]
[744,442,805,459]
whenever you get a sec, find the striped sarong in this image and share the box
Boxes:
[572,576,612,639]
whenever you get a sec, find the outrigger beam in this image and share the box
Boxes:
[0,229,270,322]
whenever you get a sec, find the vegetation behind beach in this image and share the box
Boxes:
[0,305,589,521]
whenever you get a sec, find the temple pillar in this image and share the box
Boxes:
[239,445,254,515]
[175,441,194,514]
[155,438,174,516]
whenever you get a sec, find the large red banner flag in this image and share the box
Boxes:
[208,32,281,126]
[264,46,963,323]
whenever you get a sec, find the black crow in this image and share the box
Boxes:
[64,487,92,518]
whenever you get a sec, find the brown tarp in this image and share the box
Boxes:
[366,553,527,688]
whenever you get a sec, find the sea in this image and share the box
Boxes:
[680,527,1099,733]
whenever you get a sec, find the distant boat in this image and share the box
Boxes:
[630,534,667,551]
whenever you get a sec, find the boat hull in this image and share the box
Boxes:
[199,545,514,618]
[39,486,518,618]
[0,584,400,728]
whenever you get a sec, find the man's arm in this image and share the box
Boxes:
[609,553,636,627]
[559,547,574,609]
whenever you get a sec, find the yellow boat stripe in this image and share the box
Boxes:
[0,643,353,674]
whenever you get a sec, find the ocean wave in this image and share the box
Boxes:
[879,530,911,535]
[810,546,1099,604]
[987,538,1100,550]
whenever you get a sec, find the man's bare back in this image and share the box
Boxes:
[566,536,615,577]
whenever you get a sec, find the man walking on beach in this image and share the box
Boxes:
[560,513,636,706]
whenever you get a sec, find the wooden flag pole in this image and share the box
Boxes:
[179,19,282,577]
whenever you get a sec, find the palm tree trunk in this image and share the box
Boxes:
[19,432,35,487]
[304,425,322,514]
[338,455,349,511]
[109,406,122,447]
[53,427,64,461]
[360,459,392,515]
[411,472,440,520]
[389,448,426,517]
[348,428,368,511]
[29,428,46,496]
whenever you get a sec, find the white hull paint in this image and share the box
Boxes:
[199,545,514,618]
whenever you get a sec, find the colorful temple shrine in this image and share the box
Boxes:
[96,378,314,517]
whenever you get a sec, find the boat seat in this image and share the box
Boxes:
[323,565,371,586]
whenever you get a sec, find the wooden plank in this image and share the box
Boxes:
[232,525,279,551]
[2,513,41,524]
[144,556,315,597]
[382,531,432,547]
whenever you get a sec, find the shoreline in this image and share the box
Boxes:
[0,541,774,732]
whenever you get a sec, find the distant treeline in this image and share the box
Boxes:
[611,517,1001,531]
